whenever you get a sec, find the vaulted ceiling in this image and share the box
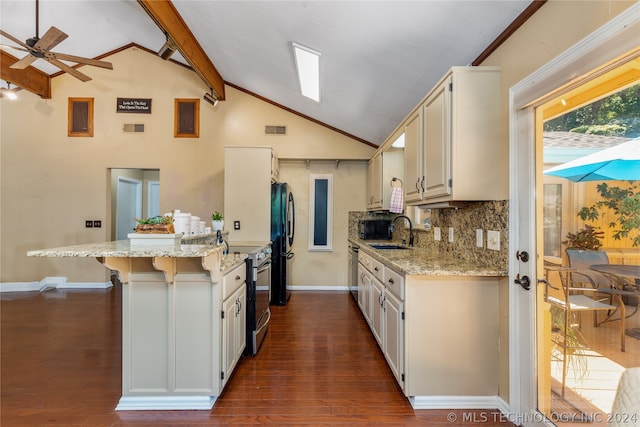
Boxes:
[0,0,540,146]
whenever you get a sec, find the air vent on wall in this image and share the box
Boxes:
[123,123,145,133]
[265,125,286,135]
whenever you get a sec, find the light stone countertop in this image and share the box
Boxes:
[350,238,508,277]
[27,240,225,258]
[27,239,253,273]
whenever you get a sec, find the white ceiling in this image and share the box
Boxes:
[0,0,533,146]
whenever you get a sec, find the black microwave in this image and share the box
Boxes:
[358,220,391,240]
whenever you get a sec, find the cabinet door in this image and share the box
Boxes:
[367,152,383,210]
[221,293,237,388]
[371,278,384,348]
[404,110,422,203]
[235,286,247,363]
[222,285,246,388]
[384,290,404,387]
[357,264,367,316]
[423,77,452,199]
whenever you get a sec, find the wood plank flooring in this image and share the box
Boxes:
[1,286,513,426]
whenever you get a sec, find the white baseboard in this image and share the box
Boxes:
[410,395,504,410]
[288,285,348,291]
[115,395,216,411]
[1,277,112,293]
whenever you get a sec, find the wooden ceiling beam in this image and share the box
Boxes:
[137,0,225,100]
[1,50,51,99]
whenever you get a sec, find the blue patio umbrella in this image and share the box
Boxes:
[544,138,640,182]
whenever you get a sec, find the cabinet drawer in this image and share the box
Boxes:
[370,258,384,282]
[358,251,372,271]
[222,263,246,300]
[384,268,404,299]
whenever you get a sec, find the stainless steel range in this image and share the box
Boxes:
[227,243,272,356]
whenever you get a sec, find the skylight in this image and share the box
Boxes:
[292,42,321,102]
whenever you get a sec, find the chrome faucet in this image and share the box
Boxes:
[390,215,414,247]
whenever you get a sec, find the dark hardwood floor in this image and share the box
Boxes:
[1,286,513,426]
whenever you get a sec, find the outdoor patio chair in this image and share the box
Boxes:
[543,264,618,398]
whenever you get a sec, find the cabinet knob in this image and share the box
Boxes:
[388,278,395,284]
[235,275,241,280]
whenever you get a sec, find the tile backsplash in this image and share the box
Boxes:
[349,200,508,272]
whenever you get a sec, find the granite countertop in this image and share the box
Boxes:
[350,237,507,277]
[27,240,225,259]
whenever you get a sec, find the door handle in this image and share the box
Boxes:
[514,274,531,291]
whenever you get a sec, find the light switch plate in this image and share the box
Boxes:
[448,227,454,243]
[476,229,483,248]
[434,227,441,241]
[487,230,500,251]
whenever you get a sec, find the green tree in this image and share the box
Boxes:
[544,84,640,137]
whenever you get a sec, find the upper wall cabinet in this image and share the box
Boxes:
[367,148,404,211]
[403,67,504,205]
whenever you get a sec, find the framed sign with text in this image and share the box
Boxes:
[116,98,152,114]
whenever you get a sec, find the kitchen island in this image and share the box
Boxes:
[350,237,509,411]
[28,239,246,410]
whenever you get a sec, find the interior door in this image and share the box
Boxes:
[116,177,142,240]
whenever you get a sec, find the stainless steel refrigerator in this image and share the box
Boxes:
[271,182,295,306]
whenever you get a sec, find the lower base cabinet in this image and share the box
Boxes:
[354,247,507,402]
[221,263,247,389]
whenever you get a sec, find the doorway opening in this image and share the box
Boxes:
[536,60,639,425]
[110,168,160,240]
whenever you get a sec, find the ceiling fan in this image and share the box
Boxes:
[0,0,113,82]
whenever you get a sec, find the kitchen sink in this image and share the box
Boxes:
[368,244,410,250]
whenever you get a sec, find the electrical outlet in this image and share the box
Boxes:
[487,230,500,251]
[93,220,102,228]
[85,220,93,228]
[448,227,454,243]
[433,227,441,241]
[234,220,241,230]
[476,229,483,248]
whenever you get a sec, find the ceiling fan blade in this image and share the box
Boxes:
[0,43,29,52]
[10,54,38,69]
[48,58,92,82]
[34,26,68,52]
[50,52,113,70]
[0,29,33,51]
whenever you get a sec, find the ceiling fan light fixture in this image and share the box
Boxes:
[292,42,321,102]
[2,82,18,100]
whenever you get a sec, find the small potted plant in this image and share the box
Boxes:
[211,211,224,231]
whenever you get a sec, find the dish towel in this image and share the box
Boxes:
[389,186,403,213]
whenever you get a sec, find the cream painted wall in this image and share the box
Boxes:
[279,160,367,287]
[1,46,373,283]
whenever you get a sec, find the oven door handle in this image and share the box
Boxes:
[256,260,272,274]
[256,308,271,335]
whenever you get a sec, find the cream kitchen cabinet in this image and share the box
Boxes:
[357,264,371,324]
[367,148,404,211]
[357,249,405,390]
[370,276,384,346]
[403,109,422,204]
[221,262,247,388]
[224,146,278,241]
[403,67,503,204]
